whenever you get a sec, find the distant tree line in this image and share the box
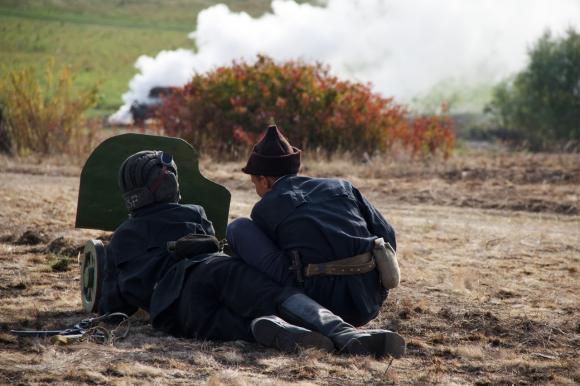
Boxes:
[486,28,580,151]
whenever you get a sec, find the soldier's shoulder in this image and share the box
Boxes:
[174,203,208,219]
[305,176,355,193]
[267,176,355,200]
[113,217,137,233]
[110,218,145,244]
[179,203,205,213]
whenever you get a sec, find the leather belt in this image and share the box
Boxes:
[304,251,375,277]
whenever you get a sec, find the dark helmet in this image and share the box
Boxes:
[118,150,180,211]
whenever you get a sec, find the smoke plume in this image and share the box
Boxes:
[109,0,580,123]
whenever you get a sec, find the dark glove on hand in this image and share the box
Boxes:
[169,233,220,259]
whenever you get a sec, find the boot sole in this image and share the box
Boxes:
[341,331,406,358]
[252,319,335,353]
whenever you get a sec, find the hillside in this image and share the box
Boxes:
[0,0,277,114]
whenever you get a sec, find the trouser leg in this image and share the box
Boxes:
[206,257,336,352]
[177,278,254,341]
[226,217,293,284]
[207,255,297,318]
[177,256,291,342]
[178,255,333,351]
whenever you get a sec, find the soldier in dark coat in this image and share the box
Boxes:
[99,150,406,358]
[227,125,399,327]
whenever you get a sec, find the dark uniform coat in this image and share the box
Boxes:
[251,175,397,326]
[100,203,294,340]
[100,203,214,323]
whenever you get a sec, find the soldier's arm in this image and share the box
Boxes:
[196,205,216,236]
[250,205,278,242]
[100,242,139,315]
[352,186,397,251]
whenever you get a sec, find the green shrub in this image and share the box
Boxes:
[486,29,580,150]
[50,257,72,272]
[158,55,454,158]
[0,60,98,155]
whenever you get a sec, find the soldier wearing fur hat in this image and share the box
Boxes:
[227,125,400,327]
[100,149,406,358]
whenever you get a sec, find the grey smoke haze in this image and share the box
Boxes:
[109,0,580,124]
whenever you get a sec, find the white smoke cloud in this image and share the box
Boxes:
[109,0,580,123]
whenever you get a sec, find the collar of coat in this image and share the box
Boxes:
[130,202,181,218]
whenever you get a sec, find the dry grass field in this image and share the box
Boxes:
[0,148,578,385]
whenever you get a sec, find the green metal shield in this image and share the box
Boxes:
[75,133,231,240]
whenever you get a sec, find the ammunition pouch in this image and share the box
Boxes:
[373,238,400,289]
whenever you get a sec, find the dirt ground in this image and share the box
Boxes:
[0,149,578,385]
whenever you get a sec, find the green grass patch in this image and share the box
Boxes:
[0,0,275,114]
[0,14,194,112]
[49,255,73,272]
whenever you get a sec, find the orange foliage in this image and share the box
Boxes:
[157,55,454,158]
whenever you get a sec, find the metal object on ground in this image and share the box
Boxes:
[10,313,130,345]
[80,240,105,313]
[75,133,231,240]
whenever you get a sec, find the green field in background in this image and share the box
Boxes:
[0,0,277,115]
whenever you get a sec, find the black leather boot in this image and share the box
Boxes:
[251,315,335,353]
[279,294,406,358]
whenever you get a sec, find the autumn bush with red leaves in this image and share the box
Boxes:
[157,55,454,158]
